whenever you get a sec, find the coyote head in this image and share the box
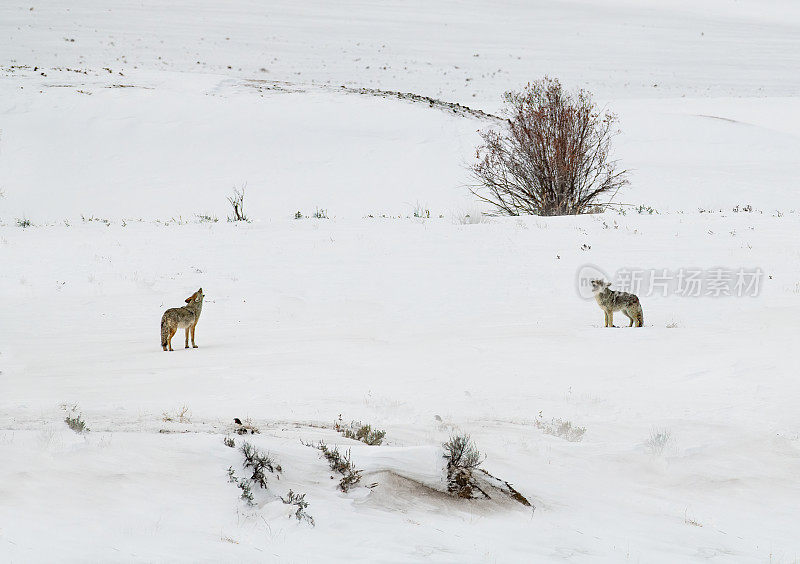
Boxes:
[185,287,204,303]
[590,279,611,293]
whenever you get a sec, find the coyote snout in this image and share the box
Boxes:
[160,288,204,351]
[590,279,644,327]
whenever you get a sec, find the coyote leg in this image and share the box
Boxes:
[168,327,176,351]
[185,328,190,348]
[191,323,198,348]
[623,311,634,327]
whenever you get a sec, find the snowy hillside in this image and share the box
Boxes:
[2,1,800,562]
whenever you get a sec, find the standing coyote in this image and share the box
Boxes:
[590,280,644,327]
[161,288,204,351]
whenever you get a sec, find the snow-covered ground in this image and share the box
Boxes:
[2,1,800,562]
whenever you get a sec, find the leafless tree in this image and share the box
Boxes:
[227,184,248,222]
[471,78,628,216]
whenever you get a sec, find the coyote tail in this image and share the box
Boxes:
[160,313,169,348]
[637,309,644,327]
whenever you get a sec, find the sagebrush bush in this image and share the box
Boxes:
[226,443,281,507]
[306,440,362,492]
[241,441,281,488]
[646,429,673,455]
[64,412,89,433]
[443,434,485,498]
[281,490,315,526]
[334,417,386,446]
[443,434,483,470]
[227,466,255,506]
[471,77,627,216]
[61,403,89,433]
[535,416,586,442]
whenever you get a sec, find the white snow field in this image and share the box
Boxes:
[2,1,800,562]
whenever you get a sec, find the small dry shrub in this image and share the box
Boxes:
[443,434,486,498]
[281,490,315,526]
[62,404,89,433]
[305,440,362,492]
[471,77,627,216]
[334,416,386,445]
[227,466,255,506]
[535,416,586,442]
[162,405,191,423]
[241,441,281,489]
[646,428,673,455]
[227,184,248,222]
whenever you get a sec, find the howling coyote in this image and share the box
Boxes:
[590,280,644,327]
[161,288,204,351]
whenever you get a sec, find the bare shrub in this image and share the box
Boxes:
[223,436,236,448]
[162,405,191,423]
[535,416,586,442]
[227,184,248,222]
[16,217,32,228]
[470,77,627,216]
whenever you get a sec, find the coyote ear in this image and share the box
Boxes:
[185,291,197,303]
